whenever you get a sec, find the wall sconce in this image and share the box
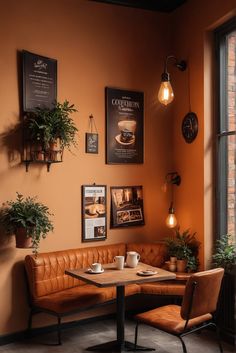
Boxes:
[158,55,187,106]
[165,172,181,228]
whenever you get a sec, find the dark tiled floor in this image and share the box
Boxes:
[0,319,234,353]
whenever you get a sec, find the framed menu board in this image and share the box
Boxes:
[82,185,107,242]
[22,50,57,112]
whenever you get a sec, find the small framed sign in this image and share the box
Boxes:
[86,133,98,153]
[22,50,57,112]
[85,114,99,154]
[82,185,107,242]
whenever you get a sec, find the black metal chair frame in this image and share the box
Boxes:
[134,281,224,353]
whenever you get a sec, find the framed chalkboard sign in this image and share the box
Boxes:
[22,50,57,112]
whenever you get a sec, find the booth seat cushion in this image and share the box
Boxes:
[140,281,186,296]
[33,283,140,314]
[126,242,168,268]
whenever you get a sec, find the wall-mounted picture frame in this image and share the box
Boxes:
[105,87,144,164]
[82,185,107,242]
[86,133,98,153]
[110,185,145,228]
[22,50,57,112]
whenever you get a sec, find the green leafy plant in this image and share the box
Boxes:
[25,100,78,150]
[0,193,54,254]
[212,234,236,272]
[164,227,200,271]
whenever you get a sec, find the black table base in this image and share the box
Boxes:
[86,286,155,352]
[86,339,155,351]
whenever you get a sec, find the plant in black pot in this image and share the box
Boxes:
[25,100,78,161]
[0,192,54,255]
[212,234,236,345]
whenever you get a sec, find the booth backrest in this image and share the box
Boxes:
[25,243,126,298]
[126,242,168,267]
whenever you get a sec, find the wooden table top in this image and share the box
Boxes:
[65,262,176,288]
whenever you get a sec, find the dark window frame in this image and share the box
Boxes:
[215,18,236,238]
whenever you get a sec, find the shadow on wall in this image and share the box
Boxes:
[7,260,29,333]
[0,122,22,168]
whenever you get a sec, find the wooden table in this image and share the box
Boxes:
[66,262,176,352]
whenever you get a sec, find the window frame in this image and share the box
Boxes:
[215,18,236,239]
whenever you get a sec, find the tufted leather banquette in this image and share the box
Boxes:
[25,242,187,344]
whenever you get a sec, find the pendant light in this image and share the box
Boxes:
[165,172,181,228]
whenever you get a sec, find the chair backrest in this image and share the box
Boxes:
[181,268,224,320]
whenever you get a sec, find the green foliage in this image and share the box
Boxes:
[212,234,236,272]
[164,227,200,271]
[25,100,78,150]
[0,192,54,254]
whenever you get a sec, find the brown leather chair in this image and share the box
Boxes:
[134,268,224,353]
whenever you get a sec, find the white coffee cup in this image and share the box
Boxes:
[113,255,125,270]
[91,262,102,272]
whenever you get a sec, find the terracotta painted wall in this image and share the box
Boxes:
[171,0,236,269]
[0,0,174,335]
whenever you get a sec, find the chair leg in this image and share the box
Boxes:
[179,336,187,353]
[134,322,139,349]
[57,316,62,345]
[215,326,223,353]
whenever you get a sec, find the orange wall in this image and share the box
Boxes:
[0,0,173,335]
[171,0,236,269]
[1,0,235,337]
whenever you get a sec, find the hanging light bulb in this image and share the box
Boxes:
[158,74,174,106]
[158,56,187,106]
[166,202,177,228]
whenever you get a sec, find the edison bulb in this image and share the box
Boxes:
[158,81,174,106]
[166,212,177,228]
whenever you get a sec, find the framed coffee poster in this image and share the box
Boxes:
[110,186,145,228]
[82,185,107,242]
[22,50,57,112]
[105,87,144,164]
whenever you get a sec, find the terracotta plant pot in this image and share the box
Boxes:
[15,227,32,248]
[176,259,187,272]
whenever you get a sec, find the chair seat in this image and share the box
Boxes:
[135,304,212,334]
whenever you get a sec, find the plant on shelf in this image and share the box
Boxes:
[24,100,78,161]
[0,192,54,254]
[212,234,236,272]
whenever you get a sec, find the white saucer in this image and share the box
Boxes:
[86,268,104,274]
[115,134,135,145]
[137,270,157,276]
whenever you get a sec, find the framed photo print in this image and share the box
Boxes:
[110,186,145,228]
[82,185,107,242]
[105,87,144,164]
[22,50,57,112]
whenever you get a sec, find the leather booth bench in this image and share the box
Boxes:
[24,242,186,343]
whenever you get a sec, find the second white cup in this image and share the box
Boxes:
[113,255,125,270]
[91,262,102,272]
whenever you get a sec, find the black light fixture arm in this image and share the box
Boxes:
[161,55,187,81]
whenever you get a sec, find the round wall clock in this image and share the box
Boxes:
[181,112,198,143]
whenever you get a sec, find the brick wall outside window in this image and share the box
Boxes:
[227,31,236,240]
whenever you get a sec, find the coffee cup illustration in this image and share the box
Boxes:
[116,119,136,144]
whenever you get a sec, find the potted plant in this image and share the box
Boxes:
[0,192,54,254]
[164,227,200,272]
[25,100,78,161]
[212,234,236,345]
